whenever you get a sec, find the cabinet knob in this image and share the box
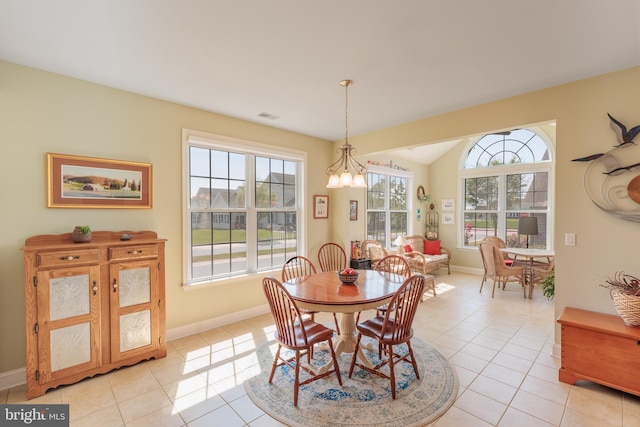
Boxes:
[92,281,97,296]
[112,279,118,293]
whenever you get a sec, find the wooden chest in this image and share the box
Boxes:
[558,307,640,396]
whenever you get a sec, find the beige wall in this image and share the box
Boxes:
[0,61,336,372]
[2,59,639,375]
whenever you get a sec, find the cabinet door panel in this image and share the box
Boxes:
[36,266,101,383]
[120,310,151,352]
[110,260,159,361]
[119,267,151,307]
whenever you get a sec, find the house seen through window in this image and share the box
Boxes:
[185,131,303,285]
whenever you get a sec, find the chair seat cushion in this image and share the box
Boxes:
[416,253,448,263]
[278,319,334,348]
[356,317,413,344]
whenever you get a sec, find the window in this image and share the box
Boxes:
[462,128,553,249]
[184,131,304,285]
[366,166,411,247]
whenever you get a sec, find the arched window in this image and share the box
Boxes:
[461,128,553,249]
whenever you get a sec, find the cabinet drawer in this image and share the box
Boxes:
[109,245,158,261]
[37,249,100,267]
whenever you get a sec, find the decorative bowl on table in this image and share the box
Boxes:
[338,268,359,284]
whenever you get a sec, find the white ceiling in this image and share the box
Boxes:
[1,0,639,164]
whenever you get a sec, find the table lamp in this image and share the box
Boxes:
[393,235,407,248]
[518,217,538,248]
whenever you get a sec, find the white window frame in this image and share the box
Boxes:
[365,164,413,248]
[182,129,306,287]
[458,127,554,249]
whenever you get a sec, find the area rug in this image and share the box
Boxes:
[244,335,458,427]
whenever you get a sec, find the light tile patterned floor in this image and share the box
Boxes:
[3,271,640,426]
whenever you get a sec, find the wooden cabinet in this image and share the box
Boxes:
[558,307,640,396]
[22,230,166,399]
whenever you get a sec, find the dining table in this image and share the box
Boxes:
[282,269,405,371]
[500,247,555,298]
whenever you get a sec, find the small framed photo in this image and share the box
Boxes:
[314,195,329,219]
[47,153,152,209]
[442,213,455,225]
[441,198,455,211]
[349,200,358,221]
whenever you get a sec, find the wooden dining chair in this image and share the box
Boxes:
[373,255,411,317]
[348,274,426,399]
[281,256,341,334]
[262,276,343,406]
[317,242,347,272]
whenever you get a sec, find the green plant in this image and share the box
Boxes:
[76,225,91,234]
[541,267,555,300]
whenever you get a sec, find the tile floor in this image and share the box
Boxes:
[3,271,640,426]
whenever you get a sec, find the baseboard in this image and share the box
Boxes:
[166,304,271,342]
[552,342,561,359]
[0,368,25,392]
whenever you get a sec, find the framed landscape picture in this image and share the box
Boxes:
[47,153,152,208]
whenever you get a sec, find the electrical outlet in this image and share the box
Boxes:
[565,233,576,246]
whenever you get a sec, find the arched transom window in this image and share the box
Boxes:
[461,128,553,249]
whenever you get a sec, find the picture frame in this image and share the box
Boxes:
[313,195,329,219]
[441,198,455,211]
[349,200,358,221]
[47,153,152,209]
[442,213,455,225]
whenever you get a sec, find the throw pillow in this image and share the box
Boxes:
[424,240,441,255]
[404,244,414,254]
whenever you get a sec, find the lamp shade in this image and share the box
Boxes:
[518,217,538,236]
[393,235,407,247]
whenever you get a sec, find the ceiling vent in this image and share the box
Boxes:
[258,112,279,120]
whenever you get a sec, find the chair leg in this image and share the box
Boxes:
[407,341,420,380]
[268,344,282,383]
[294,350,301,406]
[327,337,343,385]
[348,334,363,378]
[388,344,396,400]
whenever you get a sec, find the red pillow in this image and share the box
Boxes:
[404,244,414,253]
[424,240,441,255]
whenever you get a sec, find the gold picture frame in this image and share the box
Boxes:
[47,153,152,208]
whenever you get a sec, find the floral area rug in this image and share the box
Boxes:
[244,335,458,427]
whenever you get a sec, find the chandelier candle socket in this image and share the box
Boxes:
[326,80,367,188]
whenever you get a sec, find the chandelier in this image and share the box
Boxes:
[326,80,367,188]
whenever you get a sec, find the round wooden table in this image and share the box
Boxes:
[282,269,405,364]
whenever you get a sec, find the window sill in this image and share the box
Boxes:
[182,268,280,291]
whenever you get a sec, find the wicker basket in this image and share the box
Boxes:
[338,271,359,284]
[612,290,640,327]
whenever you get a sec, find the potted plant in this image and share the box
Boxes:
[600,271,640,326]
[72,225,92,243]
[540,267,555,300]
